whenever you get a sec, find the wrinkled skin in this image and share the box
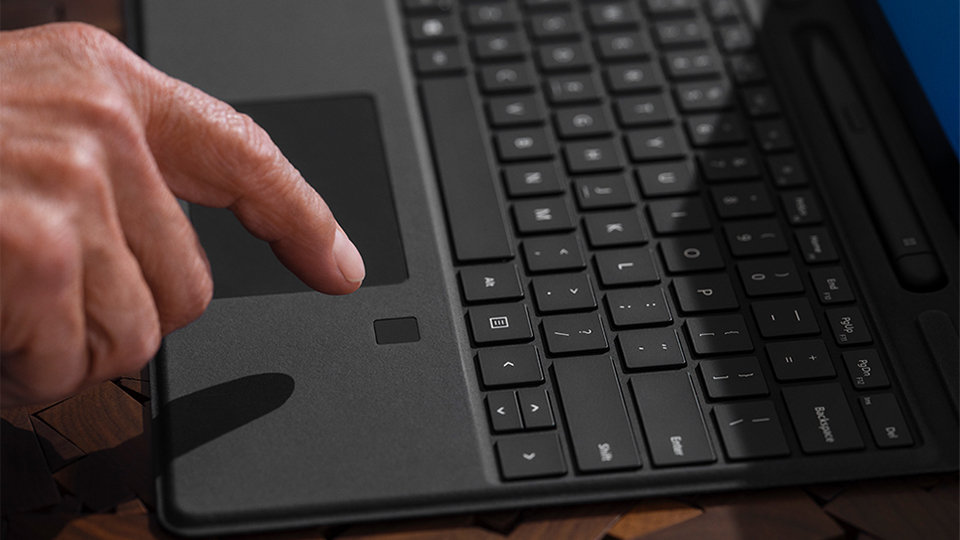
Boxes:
[0,23,365,407]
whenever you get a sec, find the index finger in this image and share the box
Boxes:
[122,53,365,295]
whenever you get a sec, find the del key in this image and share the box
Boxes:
[553,356,642,472]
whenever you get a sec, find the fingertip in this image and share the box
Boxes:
[333,228,365,287]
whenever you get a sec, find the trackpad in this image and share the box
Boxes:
[190,95,408,298]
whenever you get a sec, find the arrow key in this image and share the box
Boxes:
[519,388,555,429]
[497,432,567,480]
[477,345,544,388]
[487,391,523,433]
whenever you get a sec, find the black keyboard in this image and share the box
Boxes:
[401,0,914,481]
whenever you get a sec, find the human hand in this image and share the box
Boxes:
[0,23,365,407]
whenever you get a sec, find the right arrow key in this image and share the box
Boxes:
[518,388,555,429]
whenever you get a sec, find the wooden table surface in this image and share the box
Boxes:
[1,2,957,539]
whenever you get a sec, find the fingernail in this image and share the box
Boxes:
[334,228,365,284]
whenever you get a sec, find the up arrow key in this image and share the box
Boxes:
[503,361,515,368]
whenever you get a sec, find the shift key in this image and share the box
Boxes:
[631,372,715,466]
[553,356,642,472]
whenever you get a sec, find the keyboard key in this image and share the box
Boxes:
[626,126,689,161]
[660,235,725,273]
[766,339,835,381]
[781,191,823,225]
[644,0,697,17]
[673,274,739,312]
[783,383,864,453]
[713,401,790,460]
[587,2,641,29]
[605,62,665,93]
[408,15,458,43]
[402,0,453,13]
[707,0,740,21]
[618,327,685,370]
[826,307,872,346]
[595,247,660,286]
[533,273,597,313]
[497,432,567,479]
[686,113,748,147]
[465,3,521,29]
[615,94,674,126]
[717,23,754,52]
[470,304,535,345]
[843,349,890,389]
[687,315,753,355]
[712,182,774,218]
[796,228,839,263]
[810,267,855,304]
[478,345,544,388]
[519,388,556,429]
[496,128,556,161]
[767,154,809,187]
[554,355,642,471]
[664,50,722,79]
[741,86,780,117]
[698,148,761,181]
[564,139,625,172]
[752,298,820,338]
[584,209,647,247]
[860,394,913,448]
[574,174,635,209]
[524,235,586,272]
[545,73,603,104]
[675,80,734,112]
[488,95,546,127]
[595,32,652,60]
[537,42,591,72]
[503,161,565,197]
[479,63,536,92]
[555,106,613,139]
[635,161,699,197]
[473,33,526,61]
[421,78,514,262]
[737,258,803,296]
[698,357,768,399]
[513,197,575,234]
[725,220,788,256]
[647,198,712,234]
[415,45,467,75]
[655,19,707,48]
[542,313,609,354]
[606,287,672,327]
[488,390,523,432]
[460,264,524,303]
[727,53,766,84]
[631,372,716,466]
[754,119,794,151]
[530,12,581,40]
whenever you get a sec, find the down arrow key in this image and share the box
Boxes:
[497,433,566,480]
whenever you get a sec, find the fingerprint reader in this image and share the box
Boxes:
[374,317,420,345]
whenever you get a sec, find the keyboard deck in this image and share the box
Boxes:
[401,0,915,481]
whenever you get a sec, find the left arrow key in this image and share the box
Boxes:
[487,391,523,433]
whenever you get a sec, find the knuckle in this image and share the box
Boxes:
[72,91,141,144]
[113,320,161,374]
[0,201,80,291]
[163,264,213,331]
